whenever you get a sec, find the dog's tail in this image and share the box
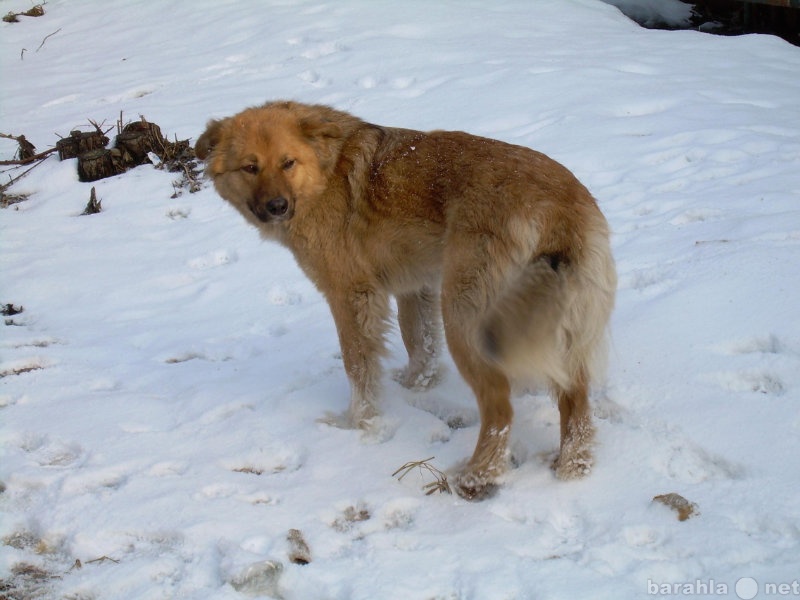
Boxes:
[481,212,616,391]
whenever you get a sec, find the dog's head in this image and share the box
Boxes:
[196,101,345,230]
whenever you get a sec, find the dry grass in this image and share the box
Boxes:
[0,364,44,378]
[232,466,265,476]
[3,4,46,24]
[392,457,452,496]
[0,193,30,208]
[0,563,56,600]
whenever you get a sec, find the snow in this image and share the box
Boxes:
[2,1,800,598]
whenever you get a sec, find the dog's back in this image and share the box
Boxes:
[364,126,616,389]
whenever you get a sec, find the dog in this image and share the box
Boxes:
[196,101,616,500]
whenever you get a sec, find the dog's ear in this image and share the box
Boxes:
[298,114,343,171]
[195,119,225,160]
[298,115,342,142]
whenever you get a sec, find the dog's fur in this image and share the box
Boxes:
[196,101,616,499]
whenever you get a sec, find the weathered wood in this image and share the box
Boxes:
[77,149,118,182]
[81,186,102,215]
[115,120,165,164]
[57,130,109,161]
[0,148,57,167]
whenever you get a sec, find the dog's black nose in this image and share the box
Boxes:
[266,196,289,217]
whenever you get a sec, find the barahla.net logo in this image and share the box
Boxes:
[647,577,799,598]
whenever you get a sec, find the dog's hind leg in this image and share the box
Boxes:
[394,286,442,391]
[552,367,595,479]
[441,245,515,500]
[444,316,513,500]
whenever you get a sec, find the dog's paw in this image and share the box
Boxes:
[317,412,395,443]
[318,411,356,430]
[453,469,499,501]
[552,446,593,480]
[392,364,441,391]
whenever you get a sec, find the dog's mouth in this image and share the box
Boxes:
[248,196,294,223]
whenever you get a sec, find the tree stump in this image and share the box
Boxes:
[57,130,109,161]
[115,120,165,164]
[77,149,118,182]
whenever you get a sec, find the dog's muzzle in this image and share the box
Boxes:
[249,196,291,222]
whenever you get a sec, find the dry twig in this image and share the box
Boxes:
[392,457,452,496]
[0,147,57,166]
[86,555,120,565]
[36,27,61,52]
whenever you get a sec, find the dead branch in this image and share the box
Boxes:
[36,27,61,52]
[88,118,114,137]
[0,147,56,166]
[85,556,119,565]
[1,153,52,193]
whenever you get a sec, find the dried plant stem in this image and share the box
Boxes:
[392,457,452,496]
[0,147,56,166]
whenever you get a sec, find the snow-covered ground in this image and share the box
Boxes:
[2,1,799,598]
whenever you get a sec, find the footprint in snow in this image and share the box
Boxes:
[709,334,793,395]
[617,264,678,296]
[187,249,237,270]
[61,467,130,495]
[16,433,85,468]
[267,285,302,306]
[197,402,256,426]
[595,393,745,484]
[147,462,190,477]
[299,40,347,60]
[357,75,380,89]
[656,440,744,484]
[714,370,785,395]
[222,444,305,476]
[298,69,331,88]
[389,76,416,90]
[717,334,785,356]
[405,393,479,431]
[669,208,723,226]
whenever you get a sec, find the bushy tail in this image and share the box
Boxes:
[481,219,616,392]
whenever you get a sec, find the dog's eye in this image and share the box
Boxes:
[282,159,296,171]
[241,164,259,175]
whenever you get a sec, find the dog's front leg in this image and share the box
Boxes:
[394,286,442,391]
[327,286,390,429]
